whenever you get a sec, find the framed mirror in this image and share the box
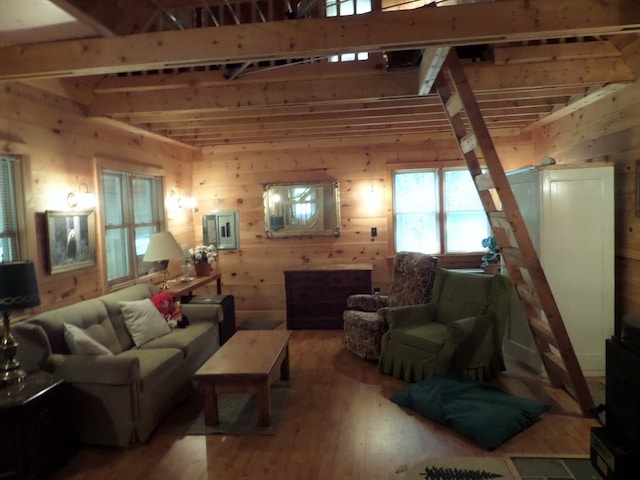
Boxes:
[264,180,341,238]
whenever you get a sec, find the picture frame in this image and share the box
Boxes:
[45,210,97,274]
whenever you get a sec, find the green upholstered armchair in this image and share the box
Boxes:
[343,252,438,361]
[378,268,511,382]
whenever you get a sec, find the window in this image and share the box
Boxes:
[326,0,371,62]
[0,155,24,262]
[101,170,164,285]
[393,168,489,255]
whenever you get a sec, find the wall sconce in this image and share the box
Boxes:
[67,183,96,209]
[181,196,199,212]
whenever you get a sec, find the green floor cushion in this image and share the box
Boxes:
[390,374,549,450]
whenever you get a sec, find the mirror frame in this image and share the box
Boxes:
[263,180,341,238]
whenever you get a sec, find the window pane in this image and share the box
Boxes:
[445,211,489,252]
[136,225,159,273]
[341,0,354,15]
[102,173,124,226]
[444,170,483,211]
[394,171,438,213]
[395,213,439,253]
[133,178,156,224]
[105,228,130,281]
[356,0,371,13]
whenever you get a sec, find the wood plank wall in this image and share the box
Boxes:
[198,133,533,324]
[533,36,640,333]
[0,81,199,317]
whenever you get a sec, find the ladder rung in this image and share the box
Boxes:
[500,245,522,263]
[475,172,494,191]
[541,351,571,387]
[445,92,463,118]
[530,317,558,348]
[515,282,543,310]
[460,133,477,154]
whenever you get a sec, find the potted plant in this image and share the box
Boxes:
[480,236,501,274]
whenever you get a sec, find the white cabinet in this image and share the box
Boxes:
[505,164,614,376]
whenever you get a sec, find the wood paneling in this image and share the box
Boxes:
[0,81,198,315]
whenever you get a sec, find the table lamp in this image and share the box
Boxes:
[143,231,184,290]
[0,260,41,387]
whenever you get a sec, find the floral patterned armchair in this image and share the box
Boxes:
[343,252,438,360]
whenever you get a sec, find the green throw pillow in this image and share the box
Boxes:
[390,374,549,450]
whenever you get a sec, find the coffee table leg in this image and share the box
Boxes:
[202,382,219,426]
[257,380,271,426]
[280,344,290,381]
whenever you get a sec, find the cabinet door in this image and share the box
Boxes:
[505,166,614,376]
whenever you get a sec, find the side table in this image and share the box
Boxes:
[0,371,64,480]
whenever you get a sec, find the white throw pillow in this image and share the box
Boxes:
[120,298,172,347]
[64,323,113,356]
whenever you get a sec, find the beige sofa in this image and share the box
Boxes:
[14,284,223,447]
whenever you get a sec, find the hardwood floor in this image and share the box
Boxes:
[49,330,600,480]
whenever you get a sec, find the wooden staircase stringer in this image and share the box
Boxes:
[434,51,595,417]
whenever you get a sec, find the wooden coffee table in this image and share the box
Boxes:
[193,329,292,426]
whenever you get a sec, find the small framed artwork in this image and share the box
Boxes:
[45,210,97,274]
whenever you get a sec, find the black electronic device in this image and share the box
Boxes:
[590,427,633,480]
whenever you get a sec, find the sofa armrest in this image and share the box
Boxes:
[181,303,223,325]
[386,303,437,330]
[347,294,389,312]
[46,353,141,385]
[13,322,52,373]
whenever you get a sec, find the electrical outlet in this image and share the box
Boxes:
[371,227,377,237]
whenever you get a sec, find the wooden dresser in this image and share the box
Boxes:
[284,264,373,329]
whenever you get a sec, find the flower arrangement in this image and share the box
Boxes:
[190,244,217,264]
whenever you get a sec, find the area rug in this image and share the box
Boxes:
[402,457,516,480]
[166,383,291,435]
[508,455,599,480]
[237,318,283,330]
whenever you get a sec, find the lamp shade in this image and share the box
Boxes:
[0,261,41,312]
[143,231,183,263]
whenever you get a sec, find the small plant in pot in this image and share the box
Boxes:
[481,236,501,274]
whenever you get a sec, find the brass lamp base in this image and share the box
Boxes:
[1,312,26,388]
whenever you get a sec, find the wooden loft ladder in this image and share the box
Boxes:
[434,51,595,417]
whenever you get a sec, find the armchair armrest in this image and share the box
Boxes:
[385,303,437,330]
[46,353,141,385]
[180,303,223,324]
[347,294,389,312]
[445,314,496,368]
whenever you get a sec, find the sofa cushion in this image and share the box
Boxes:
[141,322,215,358]
[29,299,122,354]
[100,284,158,351]
[120,299,171,347]
[117,347,184,392]
[390,322,448,353]
[63,323,114,356]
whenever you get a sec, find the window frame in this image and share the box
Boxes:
[386,161,489,268]
[97,159,166,290]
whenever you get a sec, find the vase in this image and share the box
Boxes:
[194,262,211,277]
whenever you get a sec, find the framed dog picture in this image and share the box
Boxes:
[45,210,97,274]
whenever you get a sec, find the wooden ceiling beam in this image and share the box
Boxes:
[1,0,638,81]
[89,57,633,116]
